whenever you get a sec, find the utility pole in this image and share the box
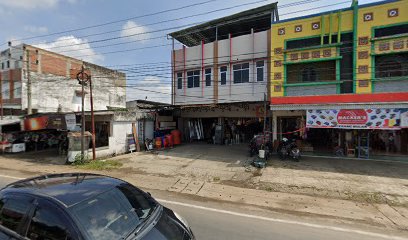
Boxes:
[89,75,96,160]
[77,65,89,160]
[26,49,32,114]
[263,92,267,145]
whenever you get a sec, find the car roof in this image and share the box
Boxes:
[2,173,124,208]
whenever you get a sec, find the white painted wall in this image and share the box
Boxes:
[87,121,133,158]
[19,63,126,112]
[173,30,268,106]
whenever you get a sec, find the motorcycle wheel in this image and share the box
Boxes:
[279,148,287,160]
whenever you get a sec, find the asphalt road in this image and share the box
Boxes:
[0,174,406,240]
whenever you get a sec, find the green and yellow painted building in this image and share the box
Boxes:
[269,0,408,158]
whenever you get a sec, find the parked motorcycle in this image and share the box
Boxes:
[249,135,273,160]
[277,138,301,161]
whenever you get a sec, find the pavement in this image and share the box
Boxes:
[0,143,407,234]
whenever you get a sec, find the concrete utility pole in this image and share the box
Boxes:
[77,65,89,160]
[89,75,96,160]
[26,49,32,115]
[263,92,267,145]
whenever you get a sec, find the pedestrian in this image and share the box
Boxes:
[388,133,395,153]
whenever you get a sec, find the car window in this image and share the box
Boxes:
[0,230,9,240]
[0,196,33,234]
[26,200,75,240]
[70,184,156,240]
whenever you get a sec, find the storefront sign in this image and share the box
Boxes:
[306,109,401,129]
[400,109,408,128]
[24,114,69,131]
[65,114,77,131]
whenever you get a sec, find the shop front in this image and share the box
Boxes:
[305,108,408,159]
[176,102,267,145]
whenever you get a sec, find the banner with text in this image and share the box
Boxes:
[306,109,401,129]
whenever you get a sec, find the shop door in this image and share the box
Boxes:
[358,131,370,159]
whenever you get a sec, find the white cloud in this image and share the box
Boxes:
[35,36,104,64]
[24,26,48,34]
[127,76,171,103]
[0,0,76,9]
[120,21,151,43]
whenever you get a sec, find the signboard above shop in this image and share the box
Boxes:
[23,113,77,131]
[306,109,402,129]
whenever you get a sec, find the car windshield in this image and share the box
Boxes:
[70,183,157,240]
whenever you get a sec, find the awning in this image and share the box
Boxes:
[270,102,408,111]
[0,119,21,126]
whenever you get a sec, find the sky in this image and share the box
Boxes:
[0,0,384,103]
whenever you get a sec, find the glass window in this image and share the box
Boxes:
[233,63,250,84]
[205,68,211,86]
[0,196,33,233]
[256,61,264,82]
[1,62,3,70]
[187,70,200,88]
[6,61,9,69]
[177,73,182,90]
[27,201,72,240]
[13,81,21,99]
[70,184,157,240]
[301,67,317,82]
[375,53,408,78]
[2,81,9,100]
[220,66,227,85]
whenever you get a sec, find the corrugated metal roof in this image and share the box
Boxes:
[169,2,277,47]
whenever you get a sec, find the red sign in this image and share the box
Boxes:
[337,110,368,125]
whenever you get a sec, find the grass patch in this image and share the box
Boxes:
[74,160,123,171]
[213,176,220,181]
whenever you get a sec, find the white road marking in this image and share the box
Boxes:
[157,199,408,240]
[0,174,24,180]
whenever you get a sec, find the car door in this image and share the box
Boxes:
[0,194,34,239]
[25,198,82,240]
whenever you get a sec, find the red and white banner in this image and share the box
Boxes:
[306,109,401,129]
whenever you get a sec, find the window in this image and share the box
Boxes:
[6,61,9,69]
[374,24,408,38]
[301,67,317,82]
[71,184,156,240]
[233,63,249,84]
[205,68,211,86]
[176,73,182,89]
[2,81,9,99]
[1,62,3,70]
[220,66,227,85]
[256,61,264,81]
[0,196,33,233]
[85,121,110,148]
[187,70,200,88]
[287,61,335,84]
[13,81,21,99]
[376,53,408,78]
[27,200,73,240]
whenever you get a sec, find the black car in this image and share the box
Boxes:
[0,173,195,240]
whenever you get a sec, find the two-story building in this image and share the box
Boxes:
[0,44,133,159]
[169,3,279,143]
[269,0,408,158]
[0,43,126,117]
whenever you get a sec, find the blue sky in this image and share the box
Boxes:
[0,0,383,103]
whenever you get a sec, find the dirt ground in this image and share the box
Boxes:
[1,143,408,230]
